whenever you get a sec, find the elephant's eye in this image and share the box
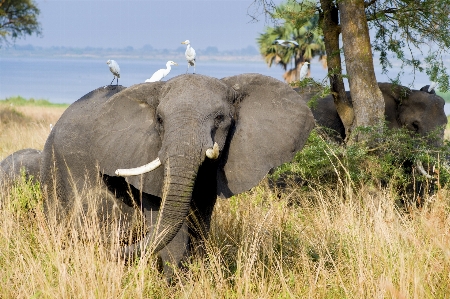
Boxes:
[412,121,420,132]
[157,115,163,125]
[214,114,224,127]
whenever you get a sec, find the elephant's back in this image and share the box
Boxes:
[0,148,42,184]
[40,85,127,190]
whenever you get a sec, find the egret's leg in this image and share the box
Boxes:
[116,78,119,86]
[110,77,115,85]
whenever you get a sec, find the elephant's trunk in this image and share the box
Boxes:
[119,154,199,258]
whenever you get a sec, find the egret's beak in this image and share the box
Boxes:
[174,62,178,65]
[181,42,186,44]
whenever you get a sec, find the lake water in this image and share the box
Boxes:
[0,56,314,104]
[1,56,447,114]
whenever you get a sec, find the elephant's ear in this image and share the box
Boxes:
[378,82,412,128]
[378,82,411,102]
[218,73,315,198]
[93,82,165,197]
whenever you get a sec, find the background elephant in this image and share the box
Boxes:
[39,74,314,275]
[297,82,447,143]
[0,148,42,188]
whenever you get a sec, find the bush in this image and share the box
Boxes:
[7,169,42,215]
[271,124,450,201]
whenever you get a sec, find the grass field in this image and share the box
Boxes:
[0,99,449,298]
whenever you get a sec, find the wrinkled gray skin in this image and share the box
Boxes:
[298,82,447,144]
[0,148,42,187]
[38,74,314,276]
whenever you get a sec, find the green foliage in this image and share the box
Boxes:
[0,95,68,107]
[367,0,450,91]
[290,77,332,109]
[271,125,450,197]
[8,168,42,214]
[0,0,41,44]
[256,0,325,72]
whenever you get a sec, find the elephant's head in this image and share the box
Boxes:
[90,74,314,256]
[378,83,447,146]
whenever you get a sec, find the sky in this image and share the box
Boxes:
[14,0,284,51]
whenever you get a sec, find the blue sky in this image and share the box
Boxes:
[15,0,284,50]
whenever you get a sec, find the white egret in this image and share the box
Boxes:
[106,59,120,85]
[299,61,310,81]
[274,39,299,47]
[145,61,178,82]
[181,40,196,74]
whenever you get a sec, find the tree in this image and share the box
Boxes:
[256,1,326,83]
[339,0,385,138]
[0,0,41,44]
[250,0,450,141]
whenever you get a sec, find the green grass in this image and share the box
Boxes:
[0,96,69,108]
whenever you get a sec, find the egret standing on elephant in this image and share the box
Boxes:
[181,40,196,74]
[106,59,120,85]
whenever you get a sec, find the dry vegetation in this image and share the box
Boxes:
[0,104,450,298]
[0,103,65,159]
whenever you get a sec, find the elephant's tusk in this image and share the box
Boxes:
[115,158,161,176]
[206,142,220,159]
[415,160,433,180]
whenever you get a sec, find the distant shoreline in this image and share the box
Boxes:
[1,52,265,63]
[0,45,264,62]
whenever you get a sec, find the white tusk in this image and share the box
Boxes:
[415,160,433,179]
[115,158,161,177]
[206,142,220,159]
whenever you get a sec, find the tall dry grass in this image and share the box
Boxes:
[0,104,65,159]
[0,105,449,298]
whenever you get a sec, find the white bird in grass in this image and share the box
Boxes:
[145,61,178,82]
[106,59,120,85]
[181,40,196,74]
[274,39,299,47]
[299,61,310,81]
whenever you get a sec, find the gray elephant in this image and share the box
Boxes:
[298,82,447,143]
[37,74,314,275]
[0,148,42,188]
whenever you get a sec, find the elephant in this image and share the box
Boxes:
[297,82,447,144]
[35,73,314,275]
[0,148,42,188]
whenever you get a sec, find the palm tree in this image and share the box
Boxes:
[257,0,326,83]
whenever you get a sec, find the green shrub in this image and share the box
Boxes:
[8,169,42,215]
[271,124,450,198]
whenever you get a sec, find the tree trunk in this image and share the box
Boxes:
[339,0,385,141]
[319,0,354,140]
